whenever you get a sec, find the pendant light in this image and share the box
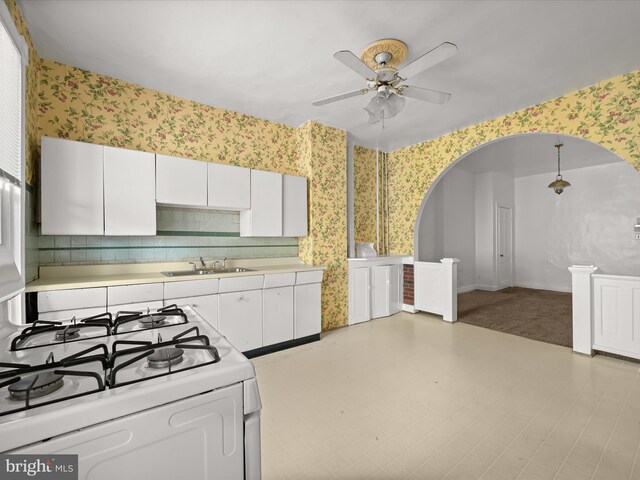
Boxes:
[548,143,571,194]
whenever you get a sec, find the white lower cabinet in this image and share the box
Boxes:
[294,283,322,338]
[263,286,294,345]
[218,290,263,353]
[349,267,371,325]
[371,265,402,319]
[37,287,107,322]
[164,295,219,330]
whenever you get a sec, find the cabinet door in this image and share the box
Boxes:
[41,137,104,235]
[263,286,294,346]
[208,163,250,210]
[282,175,307,237]
[104,146,156,235]
[156,154,207,206]
[110,300,164,314]
[164,295,219,330]
[371,266,390,319]
[294,283,321,338]
[349,268,371,324]
[389,264,403,315]
[240,170,282,237]
[218,290,263,352]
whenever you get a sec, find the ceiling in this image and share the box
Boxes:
[17,1,640,151]
[454,133,624,178]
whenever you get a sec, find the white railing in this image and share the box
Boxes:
[414,258,459,322]
[569,266,640,359]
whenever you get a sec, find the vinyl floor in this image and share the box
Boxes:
[253,312,640,479]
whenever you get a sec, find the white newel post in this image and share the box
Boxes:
[568,265,598,356]
[441,258,460,322]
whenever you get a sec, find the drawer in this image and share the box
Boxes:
[218,275,264,293]
[38,287,107,312]
[110,300,164,314]
[295,270,324,285]
[39,306,108,322]
[164,279,219,299]
[107,283,163,305]
[263,273,296,289]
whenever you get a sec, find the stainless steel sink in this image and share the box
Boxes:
[161,267,254,277]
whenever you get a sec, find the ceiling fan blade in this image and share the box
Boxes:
[398,42,458,79]
[400,85,452,104]
[334,50,377,79]
[312,89,370,106]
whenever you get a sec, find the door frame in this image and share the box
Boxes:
[495,203,514,289]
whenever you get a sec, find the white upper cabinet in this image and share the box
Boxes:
[208,163,250,210]
[240,170,283,237]
[156,154,207,206]
[41,137,104,235]
[282,174,308,237]
[104,146,156,236]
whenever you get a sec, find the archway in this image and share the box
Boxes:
[413,132,640,347]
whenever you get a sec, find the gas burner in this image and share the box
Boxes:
[147,347,184,369]
[138,314,166,327]
[54,327,80,341]
[8,372,64,400]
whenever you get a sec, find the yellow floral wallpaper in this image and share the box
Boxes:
[353,145,377,244]
[5,0,39,185]
[36,59,299,177]
[298,122,348,330]
[388,71,640,255]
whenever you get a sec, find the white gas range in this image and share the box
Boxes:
[0,304,262,480]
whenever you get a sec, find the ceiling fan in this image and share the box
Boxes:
[313,38,457,124]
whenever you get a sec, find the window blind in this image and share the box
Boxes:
[0,13,22,182]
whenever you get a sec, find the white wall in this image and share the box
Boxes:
[474,171,514,289]
[418,168,476,290]
[515,161,640,291]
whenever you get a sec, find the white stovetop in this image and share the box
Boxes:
[0,306,256,452]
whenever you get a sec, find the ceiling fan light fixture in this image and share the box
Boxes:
[547,143,571,194]
[364,92,406,124]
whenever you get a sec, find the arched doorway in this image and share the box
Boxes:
[413,133,640,347]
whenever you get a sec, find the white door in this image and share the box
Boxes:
[104,146,156,235]
[389,264,403,315]
[263,286,294,345]
[218,290,263,352]
[207,163,251,210]
[497,205,514,289]
[240,170,283,237]
[349,267,371,324]
[41,137,104,235]
[371,266,390,319]
[282,174,308,237]
[164,295,219,331]
[294,283,321,338]
[156,154,207,206]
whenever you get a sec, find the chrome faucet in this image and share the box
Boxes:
[199,257,207,268]
[212,257,227,269]
[188,261,197,271]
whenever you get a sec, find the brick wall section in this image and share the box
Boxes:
[403,264,414,305]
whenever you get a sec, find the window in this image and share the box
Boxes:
[0,2,28,316]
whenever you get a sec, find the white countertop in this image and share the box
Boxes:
[26,257,327,292]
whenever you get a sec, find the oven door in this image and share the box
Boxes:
[10,383,245,480]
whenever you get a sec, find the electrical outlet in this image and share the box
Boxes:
[636,233,640,241]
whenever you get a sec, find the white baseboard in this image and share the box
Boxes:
[474,284,502,292]
[457,285,477,294]
[402,304,417,313]
[513,281,572,293]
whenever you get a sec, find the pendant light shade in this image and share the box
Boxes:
[548,143,571,194]
[364,91,406,124]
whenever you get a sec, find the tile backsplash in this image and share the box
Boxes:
[27,191,298,278]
